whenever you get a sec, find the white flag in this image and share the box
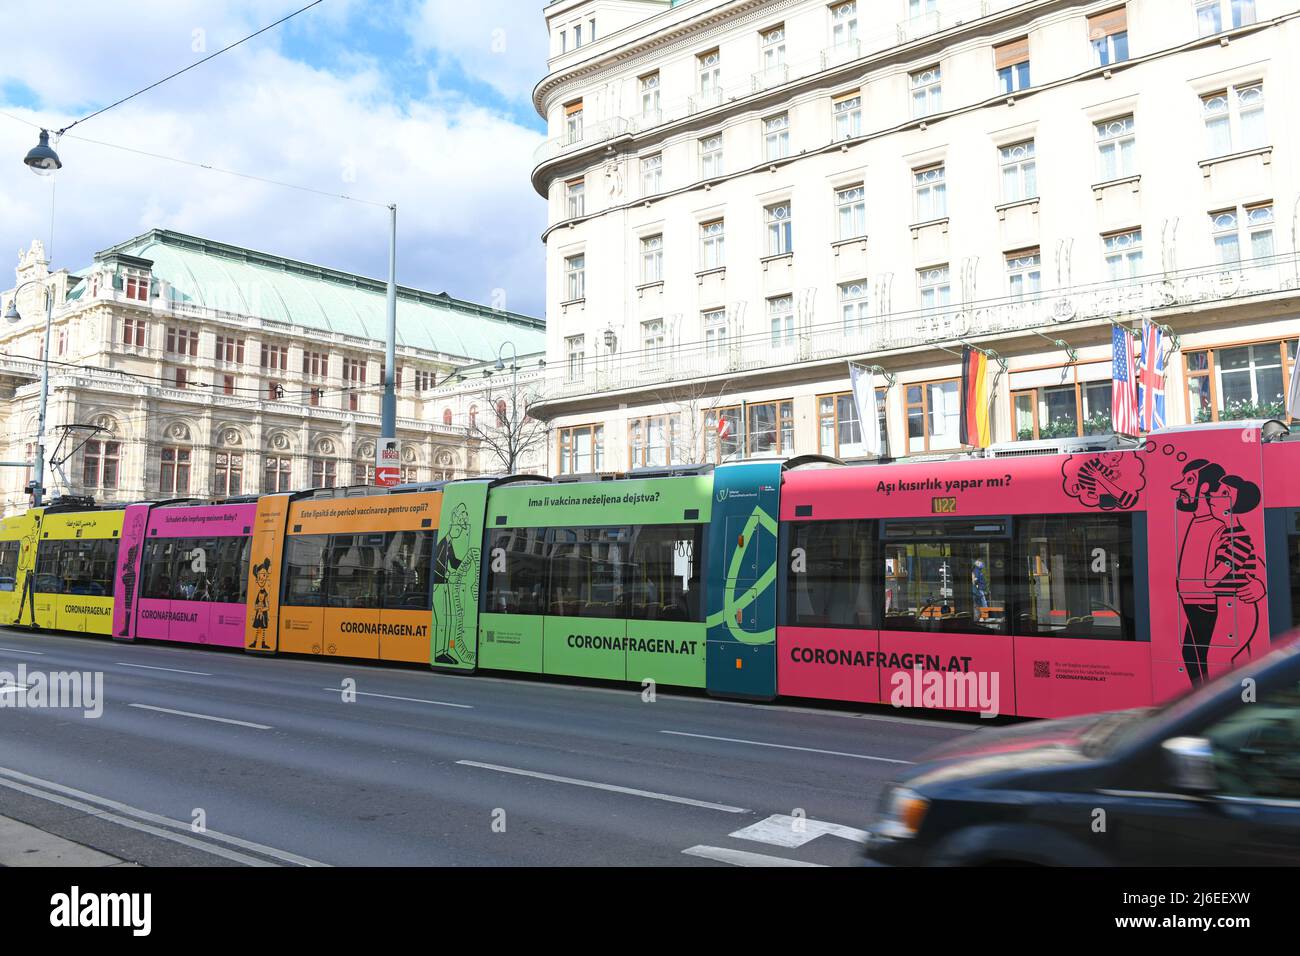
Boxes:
[1289,338,1300,421]
[849,363,882,457]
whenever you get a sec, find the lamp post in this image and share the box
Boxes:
[5,131,64,507]
[376,202,400,486]
[494,341,518,471]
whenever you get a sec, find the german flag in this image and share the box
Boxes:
[960,346,991,448]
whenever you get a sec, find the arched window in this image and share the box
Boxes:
[442,408,453,426]
[469,405,478,429]
[496,399,509,427]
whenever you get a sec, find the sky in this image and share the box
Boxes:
[0,0,551,317]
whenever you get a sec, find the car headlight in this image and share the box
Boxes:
[875,787,930,840]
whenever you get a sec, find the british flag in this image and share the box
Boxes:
[1112,325,1139,437]
[1138,320,1166,432]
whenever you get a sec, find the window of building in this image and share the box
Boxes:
[566,178,585,218]
[82,439,120,489]
[763,112,790,161]
[748,399,796,456]
[557,423,604,474]
[574,22,582,47]
[564,253,586,302]
[263,456,292,493]
[268,381,285,402]
[994,37,1031,93]
[216,335,246,364]
[165,327,199,357]
[640,72,660,116]
[761,24,787,77]
[833,91,862,140]
[700,219,725,270]
[352,462,376,486]
[565,334,585,383]
[1210,202,1274,265]
[785,519,878,628]
[1202,82,1265,156]
[1088,7,1128,66]
[704,405,743,462]
[835,184,866,240]
[343,357,366,412]
[173,368,189,390]
[222,374,236,396]
[628,415,674,468]
[640,152,663,194]
[913,164,947,220]
[838,280,869,332]
[917,265,951,315]
[818,390,888,459]
[1095,115,1136,180]
[309,387,322,407]
[831,1,859,48]
[999,140,1037,203]
[124,272,150,301]
[703,309,728,352]
[311,458,337,488]
[911,66,942,118]
[1196,0,1255,36]
[261,342,288,371]
[699,134,723,178]
[213,452,243,497]
[765,201,793,256]
[882,518,1009,633]
[1014,379,1113,440]
[122,317,147,348]
[641,234,663,284]
[1103,228,1143,279]
[1005,248,1041,300]
[908,0,939,18]
[767,295,795,347]
[160,446,191,495]
[641,318,665,360]
[302,350,328,378]
[698,49,721,98]
[1186,339,1296,422]
[905,378,960,452]
[564,100,583,145]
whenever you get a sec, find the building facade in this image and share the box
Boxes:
[0,231,546,514]
[530,0,1300,474]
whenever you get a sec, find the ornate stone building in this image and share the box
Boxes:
[0,230,546,514]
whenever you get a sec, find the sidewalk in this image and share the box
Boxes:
[0,814,137,867]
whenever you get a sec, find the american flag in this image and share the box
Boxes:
[1138,320,1166,432]
[1112,325,1138,436]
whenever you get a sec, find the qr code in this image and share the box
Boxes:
[1033,660,1051,679]
[485,631,495,643]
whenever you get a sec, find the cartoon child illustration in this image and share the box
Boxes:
[249,557,272,650]
[432,503,480,666]
[117,513,145,637]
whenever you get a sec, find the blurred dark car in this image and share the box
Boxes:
[866,639,1300,865]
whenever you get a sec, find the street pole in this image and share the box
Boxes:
[5,280,55,507]
[496,341,518,472]
[376,202,399,486]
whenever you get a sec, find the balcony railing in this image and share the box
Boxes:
[536,253,1300,403]
[752,64,790,93]
[533,117,632,166]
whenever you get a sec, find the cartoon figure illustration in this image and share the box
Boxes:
[249,557,272,650]
[117,514,145,637]
[13,526,38,626]
[432,503,480,666]
[1205,475,1266,670]
[1063,451,1145,510]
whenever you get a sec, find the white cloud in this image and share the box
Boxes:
[408,0,550,102]
[0,1,548,318]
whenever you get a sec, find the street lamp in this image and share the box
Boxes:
[495,341,518,470]
[24,130,62,176]
[5,280,57,507]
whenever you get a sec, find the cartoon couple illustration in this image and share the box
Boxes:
[432,503,479,666]
[1172,459,1266,686]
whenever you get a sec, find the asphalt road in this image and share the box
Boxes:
[0,626,985,866]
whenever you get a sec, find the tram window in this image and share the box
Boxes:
[283,535,330,607]
[212,536,252,604]
[484,527,550,615]
[882,522,1008,634]
[550,527,630,619]
[627,524,704,622]
[326,533,385,607]
[173,538,214,601]
[0,540,20,591]
[786,520,877,629]
[1015,514,1135,640]
[383,530,435,610]
[140,540,178,599]
[33,542,65,594]
[1289,526,1300,629]
[62,539,117,597]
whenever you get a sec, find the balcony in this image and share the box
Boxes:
[533,253,1300,408]
[688,87,725,115]
[752,64,790,93]
[897,12,942,43]
[533,117,632,167]
[821,40,861,70]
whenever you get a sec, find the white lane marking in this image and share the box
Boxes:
[116,662,212,676]
[0,683,33,696]
[729,813,871,848]
[683,845,826,867]
[456,760,749,813]
[323,687,472,709]
[0,646,44,655]
[0,765,326,867]
[128,703,271,730]
[661,730,915,765]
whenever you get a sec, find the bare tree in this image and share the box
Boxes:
[469,374,551,475]
[652,378,736,466]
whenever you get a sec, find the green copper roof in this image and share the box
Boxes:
[92,229,544,361]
